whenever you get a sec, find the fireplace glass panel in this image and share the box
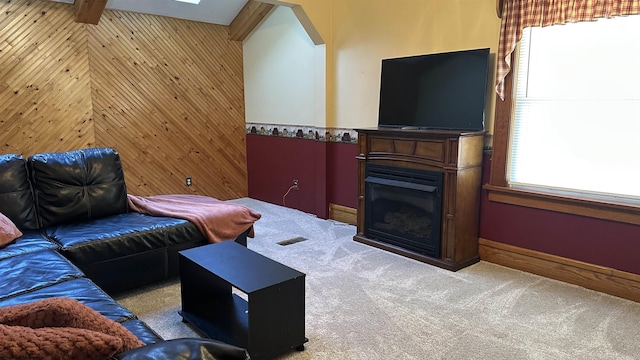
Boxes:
[364,164,443,257]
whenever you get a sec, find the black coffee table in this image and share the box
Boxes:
[178,241,307,360]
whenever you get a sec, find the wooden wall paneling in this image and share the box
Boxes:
[86,9,247,199]
[0,0,94,155]
[1,0,248,200]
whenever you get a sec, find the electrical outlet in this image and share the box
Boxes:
[185,177,192,186]
[293,179,299,190]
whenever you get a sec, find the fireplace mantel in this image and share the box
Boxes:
[354,127,485,271]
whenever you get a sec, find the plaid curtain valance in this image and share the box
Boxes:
[495,0,640,100]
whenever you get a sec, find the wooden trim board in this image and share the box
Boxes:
[329,204,357,225]
[479,238,640,303]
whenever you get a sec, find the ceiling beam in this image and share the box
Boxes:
[74,0,108,25]
[229,0,275,41]
[251,0,324,45]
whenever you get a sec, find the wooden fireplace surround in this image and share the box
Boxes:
[354,128,485,271]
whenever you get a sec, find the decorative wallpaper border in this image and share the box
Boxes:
[246,123,358,144]
[247,123,493,149]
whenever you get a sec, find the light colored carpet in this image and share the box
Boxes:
[115,198,640,360]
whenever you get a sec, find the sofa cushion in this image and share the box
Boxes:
[0,278,135,322]
[29,147,128,228]
[46,212,192,265]
[0,154,39,230]
[0,250,84,301]
[0,230,58,261]
[46,212,207,294]
[0,212,22,248]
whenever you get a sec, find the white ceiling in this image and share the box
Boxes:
[53,0,250,25]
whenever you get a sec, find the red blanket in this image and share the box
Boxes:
[127,194,261,243]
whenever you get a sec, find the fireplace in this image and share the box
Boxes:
[354,128,484,271]
[365,164,443,258]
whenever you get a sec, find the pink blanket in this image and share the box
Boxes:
[127,194,261,243]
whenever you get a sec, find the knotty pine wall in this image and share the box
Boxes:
[0,0,247,199]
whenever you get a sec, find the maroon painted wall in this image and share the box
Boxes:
[248,140,640,276]
[479,154,640,275]
[246,134,358,218]
[327,141,358,209]
[247,135,323,216]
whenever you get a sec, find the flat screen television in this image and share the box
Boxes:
[377,48,490,131]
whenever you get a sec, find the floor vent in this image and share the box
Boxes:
[277,237,308,246]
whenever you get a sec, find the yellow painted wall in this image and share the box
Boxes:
[276,0,501,131]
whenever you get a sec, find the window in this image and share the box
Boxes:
[484,15,640,225]
[509,16,640,203]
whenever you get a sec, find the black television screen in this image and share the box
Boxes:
[377,48,490,131]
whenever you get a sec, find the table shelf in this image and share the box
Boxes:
[179,241,306,360]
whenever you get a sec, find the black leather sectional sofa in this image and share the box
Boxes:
[0,148,249,359]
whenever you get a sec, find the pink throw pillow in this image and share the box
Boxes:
[0,212,22,248]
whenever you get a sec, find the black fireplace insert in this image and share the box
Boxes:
[364,164,443,258]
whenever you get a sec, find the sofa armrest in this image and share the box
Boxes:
[113,338,249,360]
[0,154,39,230]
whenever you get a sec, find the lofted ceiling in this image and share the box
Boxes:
[51,0,275,41]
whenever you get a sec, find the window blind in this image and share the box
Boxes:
[508,16,640,200]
